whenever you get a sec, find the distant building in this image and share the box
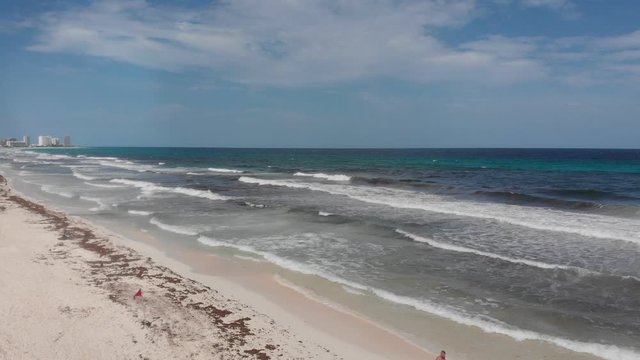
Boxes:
[51,137,60,146]
[0,139,6,147]
[64,135,71,147]
[23,136,30,146]
[7,140,28,147]
[38,135,52,147]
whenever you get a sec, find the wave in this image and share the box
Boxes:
[97,160,154,173]
[294,172,351,181]
[474,191,603,210]
[71,170,96,181]
[475,191,640,219]
[150,218,199,236]
[238,176,640,245]
[196,236,640,360]
[244,202,266,208]
[395,230,577,271]
[35,154,72,161]
[77,155,119,161]
[186,172,207,176]
[543,188,638,201]
[84,182,126,188]
[110,179,229,201]
[40,185,73,198]
[79,196,109,212]
[208,167,243,174]
[318,211,333,217]
[128,210,153,216]
[352,176,445,190]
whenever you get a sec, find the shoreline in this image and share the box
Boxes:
[0,175,434,359]
[0,169,628,360]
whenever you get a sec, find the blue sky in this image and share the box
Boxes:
[1,0,639,148]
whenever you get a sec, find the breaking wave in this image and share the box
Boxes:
[150,218,199,236]
[110,179,229,201]
[71,170,96,181]
[128,210,153,216]
[294,172,351,181]
[208,167,243,173]
[396,229,577,272]
[238,176,640,245]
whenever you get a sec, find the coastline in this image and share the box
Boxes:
[0,174,434,359]
[0,169,625,360]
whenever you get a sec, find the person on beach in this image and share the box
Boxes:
[436,350,446,360]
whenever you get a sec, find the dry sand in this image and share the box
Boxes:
[0,175,433,360]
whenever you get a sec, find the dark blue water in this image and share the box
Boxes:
[3,147,640,359]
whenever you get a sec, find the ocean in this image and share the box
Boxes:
[1,147,639,359]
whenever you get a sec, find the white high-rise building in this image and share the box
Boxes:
[51,137,60,146]
[64,135,71,147]
[23,136,30,146]
[38,135,52,147]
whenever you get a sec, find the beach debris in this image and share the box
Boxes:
[134,288,143,299]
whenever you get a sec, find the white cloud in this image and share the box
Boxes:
[24,0,640,87]
[521,0,572,9]
[495,0,579,19]
[27,0,553,86]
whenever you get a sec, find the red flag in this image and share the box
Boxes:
[133,288,143,299]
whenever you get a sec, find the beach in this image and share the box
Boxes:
[0,175,435,359]
[1,148,639,360]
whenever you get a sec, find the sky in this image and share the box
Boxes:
[1,0,639,148]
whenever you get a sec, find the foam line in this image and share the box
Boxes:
[150,218,199,236]
[238,176,640,245]
[128,210,153,216]
[208,167,243,173]
[294,172,351,181]
[396,229,575,271]
[110,178,229,201]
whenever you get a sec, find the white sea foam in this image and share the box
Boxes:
[186,172,207,176]
[77,155,119,161]
[150,218,199,236]
[110,179,229,201]
[158,162,165,165]
[396,229,575,271]
[238,176,640,245]
[318,211,333,217]
[244,202,266,208]
[36,154,72,161]
[71,170,96,181]
[128,210,153,216]
[84,182,126,188]
[233,254,265,262]
[294,172,351,181]
[342,285,367,296]
[79,196,109,212]
[208,167,243,173]
[197,235,640,360]
[98,160,153,173]
[40,185,73,198]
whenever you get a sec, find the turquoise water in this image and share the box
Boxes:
[30,147,640,173]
